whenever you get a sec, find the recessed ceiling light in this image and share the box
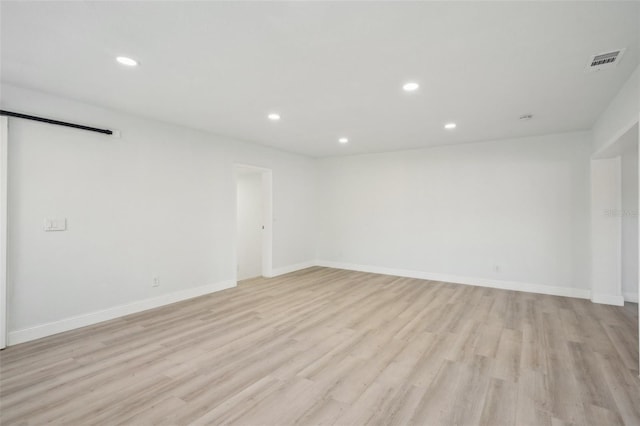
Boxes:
[338,137,349,144]
[403,82,419,92]
[116,56,138,67]
[267,113,281,121]
[444,122,457,130]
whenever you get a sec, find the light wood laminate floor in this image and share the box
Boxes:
[1,267,639,425]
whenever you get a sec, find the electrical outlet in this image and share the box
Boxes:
[152,277,160,287]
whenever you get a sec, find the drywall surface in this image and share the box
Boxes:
[237,172,263,280]
[2,84,317,337]
[593,65,640,155]
[591,157,623,305]
[317,132,591,292]
[622,143,639,301]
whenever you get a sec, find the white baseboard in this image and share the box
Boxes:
[8,279,236,346]
[270,261,316,277]
[623,292,638,303]
[315,260,591,300]
[591,293,625,306]
[8,261,627,346]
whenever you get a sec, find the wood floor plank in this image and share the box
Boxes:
[479,378,518,426]
[0,266,638,425]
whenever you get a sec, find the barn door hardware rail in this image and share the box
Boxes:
[0,110,113,135]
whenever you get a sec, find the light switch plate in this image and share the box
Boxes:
[44,218,67,232]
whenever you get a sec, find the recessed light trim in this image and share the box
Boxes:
[403,82,420,92]
[116,56,138,67]
[338,137,349,144]
[444,122,457,130]
[267,113,281,121]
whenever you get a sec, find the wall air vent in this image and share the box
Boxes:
[586,49,625,72]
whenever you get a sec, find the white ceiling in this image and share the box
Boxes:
[1,1,638,157]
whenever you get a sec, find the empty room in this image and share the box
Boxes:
[0,1,639,425]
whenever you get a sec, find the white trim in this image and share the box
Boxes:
[0,117,7,350]
[8,279,235,346]
[270,261,315,277]
[591,293,625,306]
[315,260,591,300]
[623,292,638,303]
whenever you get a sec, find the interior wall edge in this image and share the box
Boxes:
[7,278,236,346]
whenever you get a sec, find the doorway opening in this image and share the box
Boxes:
[235,165,272,281]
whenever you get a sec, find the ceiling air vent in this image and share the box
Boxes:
[586,49,625,72]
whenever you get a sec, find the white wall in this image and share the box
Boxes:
[593,65,639,155]
[591,157,623,305]
[237,172,263,280]
[622,143,639,302]
[1,84,317,342]
[2,73,636,345]
[317,132,592,296]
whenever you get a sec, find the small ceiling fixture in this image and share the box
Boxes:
[338,137,349,144]
[267,113,281,121]
[519,114,533,121]
[444,122,456,130]
[116,56,138,67]
[402,82,419,92]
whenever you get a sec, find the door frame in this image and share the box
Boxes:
[233,164,273,280]
[1,116,8,349]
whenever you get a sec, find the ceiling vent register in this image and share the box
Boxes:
[586,49,625,72]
